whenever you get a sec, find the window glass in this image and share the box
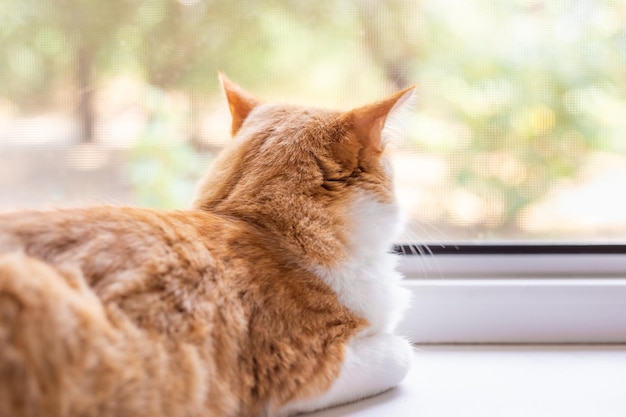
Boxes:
[1,0,625,242]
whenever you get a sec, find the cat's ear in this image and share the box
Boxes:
[218,72,261,136]
[346,86,416,155]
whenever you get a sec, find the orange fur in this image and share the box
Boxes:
[0,76,413,417]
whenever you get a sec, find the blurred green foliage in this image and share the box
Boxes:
[0,0,625,237]
[128,86,206,208]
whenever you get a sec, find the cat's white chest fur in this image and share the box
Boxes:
[316,251,409,333]
[313,193,410,333]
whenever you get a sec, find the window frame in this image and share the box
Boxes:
[396,244,626,344]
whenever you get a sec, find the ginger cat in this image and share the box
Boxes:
[0,74,415,417]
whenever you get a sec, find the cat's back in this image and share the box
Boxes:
[0,205,342,329]
[0,206,249,328]
[0,206,227,278]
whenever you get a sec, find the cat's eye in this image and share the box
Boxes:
[320,175,350,192]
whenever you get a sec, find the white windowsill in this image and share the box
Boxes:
[395,253,626,344]
[305,345,626,417]
[398,278,626,343]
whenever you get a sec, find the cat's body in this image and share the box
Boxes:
[0,76,414,417]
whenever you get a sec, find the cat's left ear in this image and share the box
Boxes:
[218,72,261,136]
[346,86,416,155]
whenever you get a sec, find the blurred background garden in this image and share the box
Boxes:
[1,0,625,242]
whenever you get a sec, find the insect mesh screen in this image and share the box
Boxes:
[1,0,625,242]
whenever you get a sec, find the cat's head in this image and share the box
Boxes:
[194,74,414,266]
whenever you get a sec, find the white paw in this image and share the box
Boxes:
[276,333,413,416]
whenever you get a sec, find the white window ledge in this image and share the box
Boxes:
[398,278,626,343]
[395,250,626,344]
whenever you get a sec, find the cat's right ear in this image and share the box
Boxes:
[345,86,416,158]
[218,72,261,136]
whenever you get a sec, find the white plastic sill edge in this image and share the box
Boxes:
[395,254,626,344]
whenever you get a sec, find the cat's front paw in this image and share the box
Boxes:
[360,333,413,392]
[276,333,413,416]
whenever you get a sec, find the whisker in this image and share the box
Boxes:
[400,218,450,279]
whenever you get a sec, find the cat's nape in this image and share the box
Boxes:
[0,75,415,417]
